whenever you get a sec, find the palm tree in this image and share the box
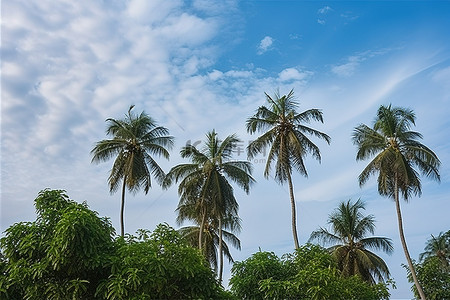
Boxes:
[163,130,254,282]
[353,104,441,300]
[91,105,174,237]
[419,231,450,267]
[247,89,331,249]
[309,199,393,284]
[177,213,242,273]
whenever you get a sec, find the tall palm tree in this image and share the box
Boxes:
[163,130,254,282]
[353,104,441,300]
[309,199,393,284]
[247,89,331,249]
[419,231,450,267]
[91,105,174,237]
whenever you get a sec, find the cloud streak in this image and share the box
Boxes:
[257,36,274,54]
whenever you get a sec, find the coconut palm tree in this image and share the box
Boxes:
[177,212,242,274]
[163,130,254,282]
[91,105,174,237]
[247,89,331,249]
[419,231,450,267]
[352,104,441,300]
[309,199,393,284]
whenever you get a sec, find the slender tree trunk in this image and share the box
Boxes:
[218,217,223,284]
[199,209,207,251]
[394,177,427,300]
[287,172,300,249]
[120,176,127,237]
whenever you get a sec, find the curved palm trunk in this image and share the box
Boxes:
[394,177,427,300]
[120,175,127,237]
[218,217,224,284]
[198,208,207,251]
[287,172,300,249]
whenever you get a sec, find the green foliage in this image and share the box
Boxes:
[419,230,450,266]
[406,232,450,300]
[0,189,231,299]
[229,251,291,299]
[406,257,450,300]
[352,104,440,201]
[230,244,390,300]
[246,89,331,183]
[96,223,227,299]
[0,189,115,299]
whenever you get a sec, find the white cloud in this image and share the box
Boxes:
[278,68,312,83]
[317,6,333,24]
[318,6,333,14]
[208,69,224,80]
[225,70,254,78]
[331,50,390,77]
[126,0,182,24]
[340,12,359,22]
[331,55,362,77]
[257,36,274,55]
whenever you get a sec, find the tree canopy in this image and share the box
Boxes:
[230,244,390,300]
[0,189,230,299]
[0,189,115,299]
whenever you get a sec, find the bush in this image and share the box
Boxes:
[406,257,450,300]
[0,189,114,299]
[96,224,227,299]
[230,244,390,300]
[0,189,231,299]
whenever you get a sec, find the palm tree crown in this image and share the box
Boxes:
[91,105,174,236]
[247,89,330,248]
[419,231,450,267]
[309,199,393,284]
[353,104,440,199]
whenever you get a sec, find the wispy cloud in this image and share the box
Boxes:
[318,6,332,14]
[340,12,359,22]
[257,36,274,55]
[317,5,333,24]
[331,55,363,77]
[331,49,390,77]
[317,19,326,25]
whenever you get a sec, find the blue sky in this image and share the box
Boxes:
[1,1,450,298]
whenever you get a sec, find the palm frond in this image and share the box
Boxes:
[309,227,342,246]
[360,237,394,254]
